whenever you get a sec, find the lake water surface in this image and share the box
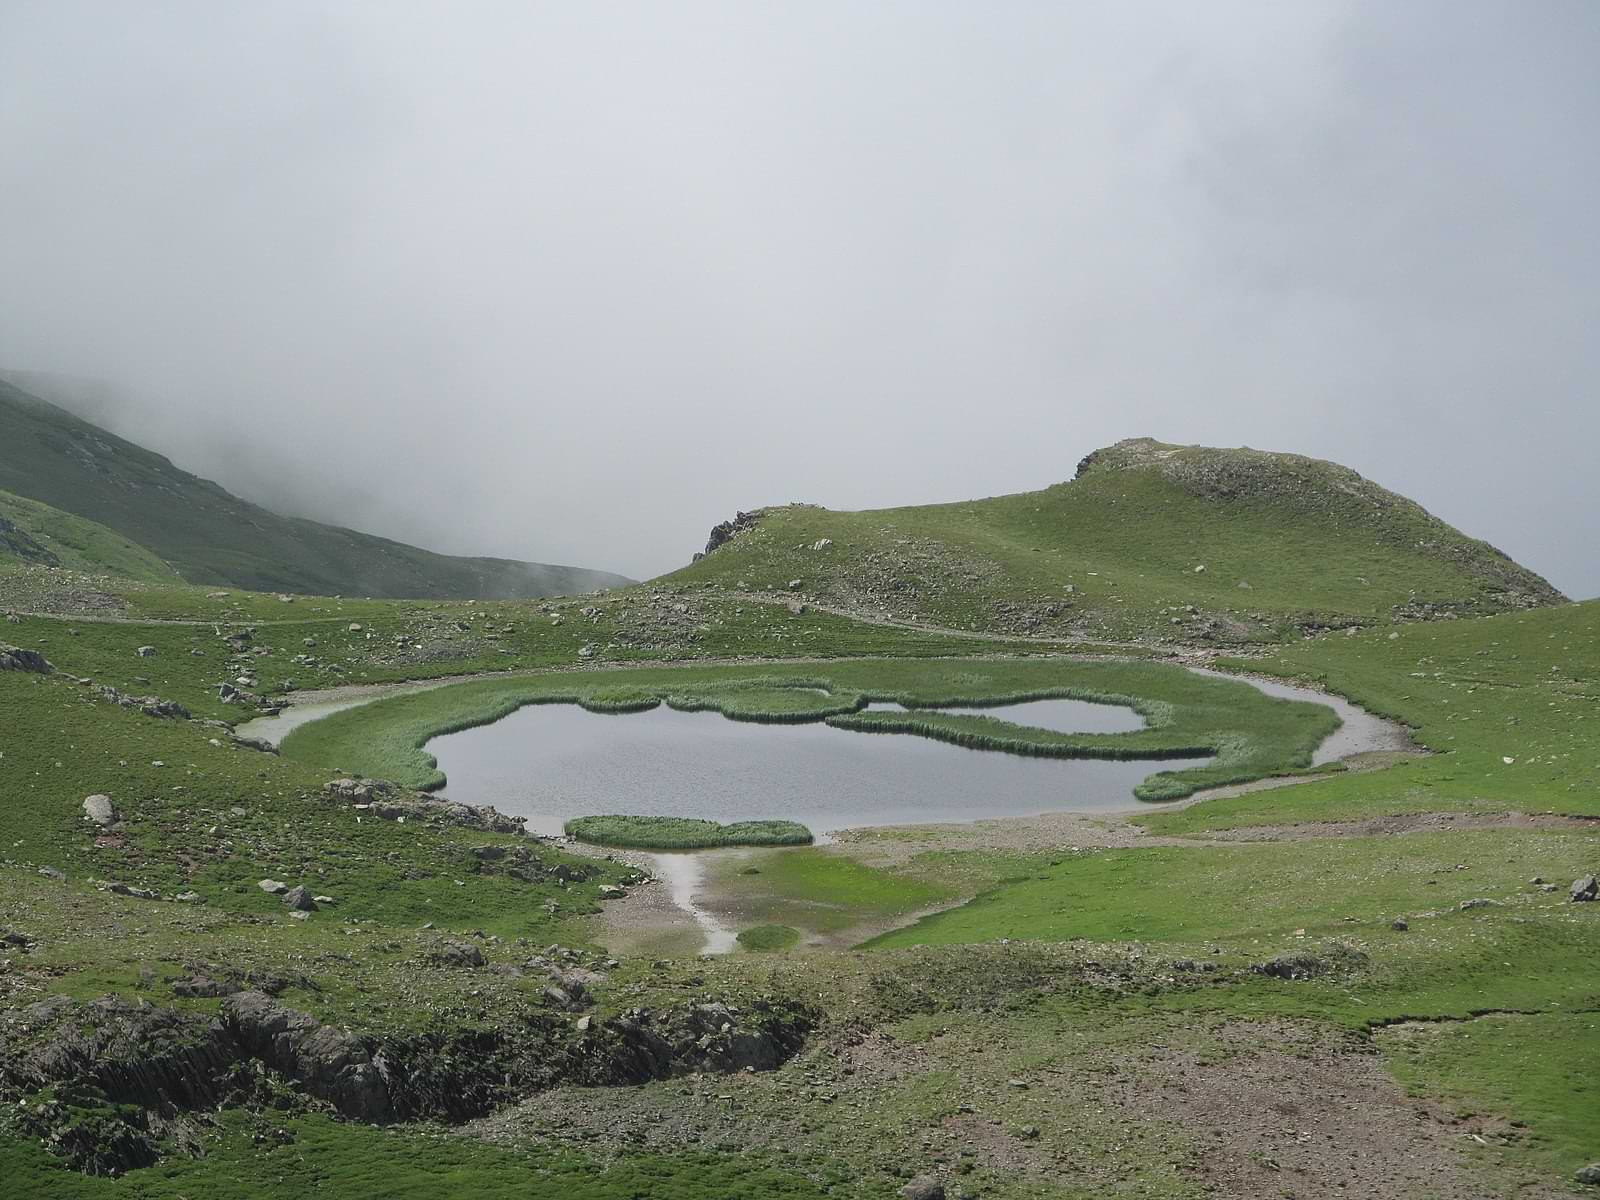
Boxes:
[430,697,1210,836]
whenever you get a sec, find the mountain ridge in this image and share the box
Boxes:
[0,378,633,599]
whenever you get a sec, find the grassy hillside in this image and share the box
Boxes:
[666,437,1564,643]
[0,489,177,583]
[0,378,632,599]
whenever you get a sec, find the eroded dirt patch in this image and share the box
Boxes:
[1104,1019,1564,1200]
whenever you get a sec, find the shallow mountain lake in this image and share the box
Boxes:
[430,697,1210,836]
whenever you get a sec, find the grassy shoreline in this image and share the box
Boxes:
[566,815,814,850]
[278,657,1340,803]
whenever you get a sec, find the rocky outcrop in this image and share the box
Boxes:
[0,516,59,565]
[222,991,392,1122]
[1,988,818,1173]
[0,643,53,673]
[95,684,189,720]
[322,777,526,835]
[699,510,762,558]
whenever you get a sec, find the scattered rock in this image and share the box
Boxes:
[1251,947,1370,981]
[429,940,486,969]
[174,891,203,904]
[578,643,598,659]
[1575,1163,1600,1185]
[786,578,803,590]
[281,886,318,912]
[812,538,833,551]
[257,879,288,895]
[598,884,627,900]
[1458,898,1497,910]
[901,1176,945,1200]
[135,645,157,658]
[1390,918,1409,931]
[107,883,158,900]
[1572,875,1598,903]
[38,866,65,882]
[82,794,117,827]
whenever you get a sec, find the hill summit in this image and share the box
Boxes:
[666,437,1563,643]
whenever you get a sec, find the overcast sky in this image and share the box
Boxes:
[2,1,1596,595]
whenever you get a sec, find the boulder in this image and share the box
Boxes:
[82,794,117,827]
[258,879,288,894]
[0,644,53,673]
[1575,1163,1600,1185]
[901,1176,945,1200]
[135,645,157,658]
[1572,875,1598,903]
[281,886,318,912]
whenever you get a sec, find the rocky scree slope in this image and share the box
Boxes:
[667,437,1563,643]
[0,378,632,600]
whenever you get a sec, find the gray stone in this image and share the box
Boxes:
[82,794,117,827]
[257,879,288,894]
[900,1176,945,1200]
[1390,918,1409,931]
[429,940,485,968]
[1574,1163,1600,1185]
[135,645,157,658]
[1572,875,1598,903]
[0,644,53,673]
[281,886,318,912]
[37,866,65,882]
[1458,898,1496,910]
[108,883,158,900]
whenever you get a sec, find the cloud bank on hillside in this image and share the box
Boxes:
[1,1,1596,593]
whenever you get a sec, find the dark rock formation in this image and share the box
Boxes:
[0,643,53,673]
[701,509,762,558]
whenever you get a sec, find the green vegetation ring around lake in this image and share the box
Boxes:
[565,815,814,850]
[279,657,1342,804]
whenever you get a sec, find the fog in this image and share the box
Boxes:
[2,1,1597,594]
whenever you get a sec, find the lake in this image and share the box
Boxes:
[429,696,1210,836]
